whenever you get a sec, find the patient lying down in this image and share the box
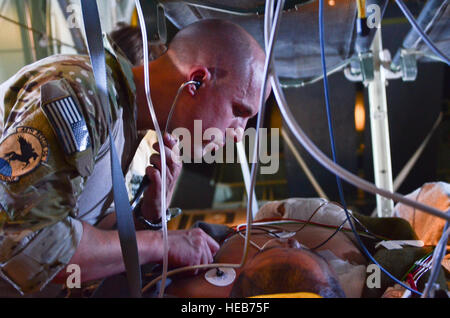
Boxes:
[165,199,369,298]
[164,182,449,298]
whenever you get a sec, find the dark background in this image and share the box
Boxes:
[171,1,449,215]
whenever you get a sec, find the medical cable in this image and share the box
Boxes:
[280,58,352,88]
[395,0,450,66]
[310,219,347,250]
[243,0,285,270]
[404,253,433,288]
[245,200,377,245]
[232,220,378,252]
[164,80,201,134]
[229,0,449,297]
[269,53,449,221]
[231,219,383,241]
[263,1,449,222]
[141,0,285,295]
[143,0,450,295]
[421,220,449,297]
[261,0,450,296]
[356,0,366,19]
[264,0,378,253]
[234,226,280,252]
[270,72,450,296]
[142,217,380,294]
[128,80,200,216]
[327,3,450,287]
[234,223,282,251]
[135,0,169,298]
[413,255,436,286]
[266,0,434,296]
[401,251,433,281]
[318,0,423,296]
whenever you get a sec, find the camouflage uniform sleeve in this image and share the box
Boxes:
[0,56,113,295]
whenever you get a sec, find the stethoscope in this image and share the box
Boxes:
[129,80,201,229]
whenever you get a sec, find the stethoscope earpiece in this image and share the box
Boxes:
[193,80,202,90]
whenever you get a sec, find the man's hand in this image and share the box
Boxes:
[55,225,219,285]
[141,133,181,222]
[165,228,220,274]
[381,284,407,298]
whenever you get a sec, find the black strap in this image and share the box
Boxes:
[80,0,142,298]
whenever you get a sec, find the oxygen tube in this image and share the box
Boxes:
[135,0,169,298]
[141,0,285,294]
[268,0,449,297]
[143,0,449,296]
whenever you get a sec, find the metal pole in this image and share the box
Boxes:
[367,28,394,217]
[29,0,49,60]
[15,0,34,64]
[236,141,259,217]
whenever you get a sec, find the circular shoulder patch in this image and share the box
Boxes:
[0,127,49,182]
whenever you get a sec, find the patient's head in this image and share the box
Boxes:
[230,239,345,298]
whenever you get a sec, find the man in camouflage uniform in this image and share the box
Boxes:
[0,19,267,297]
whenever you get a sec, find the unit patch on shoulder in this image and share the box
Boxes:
[0,127,49,182]
[41,96,91,155]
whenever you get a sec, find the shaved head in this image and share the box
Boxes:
[135,19,269,157]
[167,19,265,83]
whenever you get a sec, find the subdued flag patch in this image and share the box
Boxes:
[42,96,91,155]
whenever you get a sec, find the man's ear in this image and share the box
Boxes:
[187,66,211,96]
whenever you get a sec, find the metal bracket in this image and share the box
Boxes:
[139,0,167,45]
[358,51,375,84]
[400,49,418,82]
[345,50,402,83]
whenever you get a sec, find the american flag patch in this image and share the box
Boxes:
[42,96,91,155]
